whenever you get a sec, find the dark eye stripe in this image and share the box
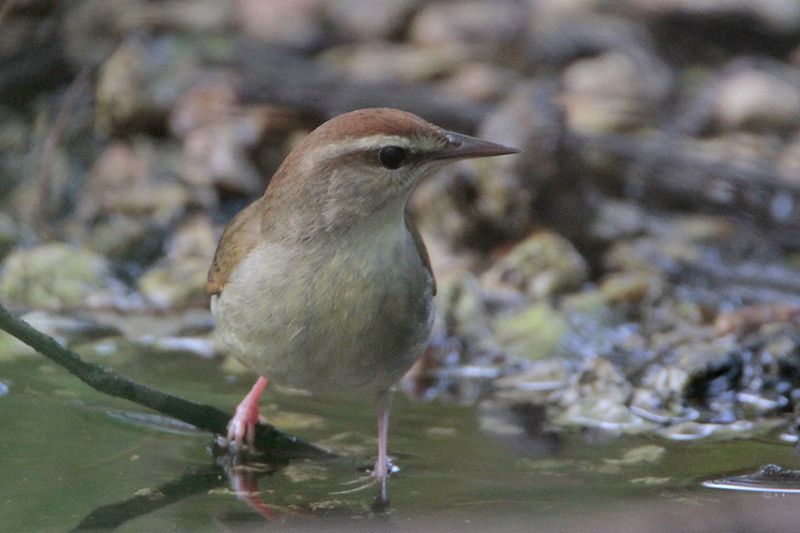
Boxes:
[379,146,407,169]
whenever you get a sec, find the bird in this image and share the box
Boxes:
[207,108,518,483]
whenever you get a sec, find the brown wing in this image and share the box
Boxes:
[206,199,264,296]
[404,207,436,296]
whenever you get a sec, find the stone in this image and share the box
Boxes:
[713,68,800,132]
[413,81,563,247]
[438,62,520,102]
[409,0,527,54]
[482,231,588,299]
[171,81,299,197]
[0,243,131,310]
[95,36,203,133]
[324,0,425,41]
[320,42,469,82]
[138,215,216,309]
[561,51,672,133]
[492,302,569,360]
[236,0,326,49]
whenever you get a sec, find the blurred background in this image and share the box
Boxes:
[3,0,800,530]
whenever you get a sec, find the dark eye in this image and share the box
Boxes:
[379,146,407,169]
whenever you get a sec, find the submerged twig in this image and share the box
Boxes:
[74,464,226,530]
[0,302,334,460]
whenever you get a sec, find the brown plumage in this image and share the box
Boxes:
[207,108,444,298]
[207,108,517,491]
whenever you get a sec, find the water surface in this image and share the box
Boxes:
[1,345,799,531]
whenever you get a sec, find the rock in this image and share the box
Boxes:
[550,356,663,430]
[181,122,264,197]
[604,444,665,465]
[413,81,564,247]
[409,0,528,57]
[597,271,665,306]
[138,215,216,308]
[78,141,186,222]
[493,359,568,403]
[75,140,189,263]
[473,80,569,232]
[492,302,569,360]
[437,272,496,353]
[169,80,239,136]
[638,365,691,400]
[561,51,672,133]
[713,67,800,132]
[0,243,131,310]
[324,0,425,41]
[554,397,655,433]
[482,231,588,299]
[560,357,633,406]
[320,42,470,82]
[236,0,326,49]
[171,81,300,197]
[95,36,204,133]
[675,339,742,401]
[589,200,654,243]
[603,237,698,274]
[438,62,520,102]
[0,310,121,359]
[778,132,800,183]
[129,0,235,33]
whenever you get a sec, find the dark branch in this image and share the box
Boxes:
[74,465,225,530]
[0,302,334,460]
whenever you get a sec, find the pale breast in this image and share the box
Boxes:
[212,214,435,394]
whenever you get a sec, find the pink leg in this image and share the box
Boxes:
[227,376,268,448]
[228,466,278,520]
[373,402,391,479]
[372,401,393,507]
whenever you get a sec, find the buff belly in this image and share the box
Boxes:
[211,223,434,395]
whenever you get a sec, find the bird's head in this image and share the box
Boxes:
[263,108,518,238]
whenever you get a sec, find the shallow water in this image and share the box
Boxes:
[1,345,800,532]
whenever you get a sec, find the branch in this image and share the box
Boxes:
[74,465,225,530]
[0,302,334,460]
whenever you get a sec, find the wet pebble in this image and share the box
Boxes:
[138,215,216,309]
[96,35,204,133]
[324,0,424,41]
[713,66,800,132]
[0,243,134,310]
[322,42,470,83]
[409,0,527,55]
[482,231,588,299]
[561,51,672,133]
[492,302,569,361]
[236,0,326,49]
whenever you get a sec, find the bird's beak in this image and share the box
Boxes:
[431,131,520,161]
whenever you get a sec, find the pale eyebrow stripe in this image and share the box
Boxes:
[302,134,444,172]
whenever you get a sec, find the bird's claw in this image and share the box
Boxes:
[371,458,398,480]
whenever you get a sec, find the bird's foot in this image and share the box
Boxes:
[371,457,398,480]
[226,410,266,452]
[226,376,268,452]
